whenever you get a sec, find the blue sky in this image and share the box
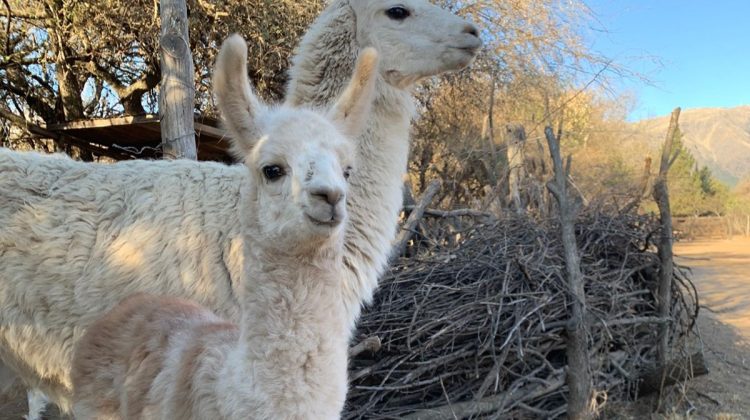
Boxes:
[584,1,750,121]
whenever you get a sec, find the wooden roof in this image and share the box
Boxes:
[46,114,233,162]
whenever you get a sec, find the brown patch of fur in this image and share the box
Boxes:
[72,294,218,418]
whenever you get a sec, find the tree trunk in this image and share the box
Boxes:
[55,59,84,121]
[159,0,197,160]
[49,0,85,122]
[652,107,681,367]
[545,127,594,419]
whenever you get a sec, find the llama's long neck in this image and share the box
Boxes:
[238,246,347,342]
[215,238,350,418]
[339,92,412,320]
[286,0,416,326]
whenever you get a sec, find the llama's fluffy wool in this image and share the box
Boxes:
[0,151,247,407]
[0,0,480,412]
[73,288,348,420]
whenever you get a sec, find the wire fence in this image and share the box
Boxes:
[674,215,750,240]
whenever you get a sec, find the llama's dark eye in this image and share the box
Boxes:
[262,165,285,181]
[386,6,410,20]
[343,166,353,180]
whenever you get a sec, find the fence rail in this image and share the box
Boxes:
[674,215,750,240]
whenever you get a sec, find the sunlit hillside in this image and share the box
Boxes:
[635,106,750,186]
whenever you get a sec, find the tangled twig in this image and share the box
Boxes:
[346,209,698,419]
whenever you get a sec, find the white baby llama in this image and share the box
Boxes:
[72,34,378,419]
[0,0,480,414]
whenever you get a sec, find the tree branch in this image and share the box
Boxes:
[403,206,494,219]
[3,0,11,56]
[85,60,126,91]
[0,6,46,20]
[0,105,29,128]
[0,77,56,123]
[85,60,159,114]
[392,180,441,259]
[403,374,565,420]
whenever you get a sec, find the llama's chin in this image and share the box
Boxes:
[443,45,481,71]
[383,49,480,88]
[306,214,341,228]
[295,214,339,240]
[305,213,346,237]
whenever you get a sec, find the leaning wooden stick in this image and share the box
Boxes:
[392,180,442,259]
[652,107,682,367]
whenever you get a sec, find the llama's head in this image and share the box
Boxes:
[214,35,378,252]
[349,0,482,88]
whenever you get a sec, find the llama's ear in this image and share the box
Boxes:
[327,47,379,139]
[213,34,264,159]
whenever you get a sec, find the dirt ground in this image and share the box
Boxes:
[1,238,749,419]
[663,237,750,419]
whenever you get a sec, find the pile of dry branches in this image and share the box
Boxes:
[345,210,698,419]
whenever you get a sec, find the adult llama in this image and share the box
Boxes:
[0,0,480,414]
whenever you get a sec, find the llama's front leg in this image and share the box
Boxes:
[23,389,48,420]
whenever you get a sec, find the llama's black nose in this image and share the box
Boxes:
[463,24,479,38]
[311,188,343,206]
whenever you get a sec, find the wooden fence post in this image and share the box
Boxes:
[545,126,594,419]
[159,0,197,160]
[506,124,527,214]
[727,216,733,239]
[652,107,681,367]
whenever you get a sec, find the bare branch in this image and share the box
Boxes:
[349,336,381,358]
[402,375,565,420]
[3,0,11,56]
[392,180,441,259]
[403,207,494,219]
[0,78,56,123]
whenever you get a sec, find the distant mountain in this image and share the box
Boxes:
[634,106,750,186]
